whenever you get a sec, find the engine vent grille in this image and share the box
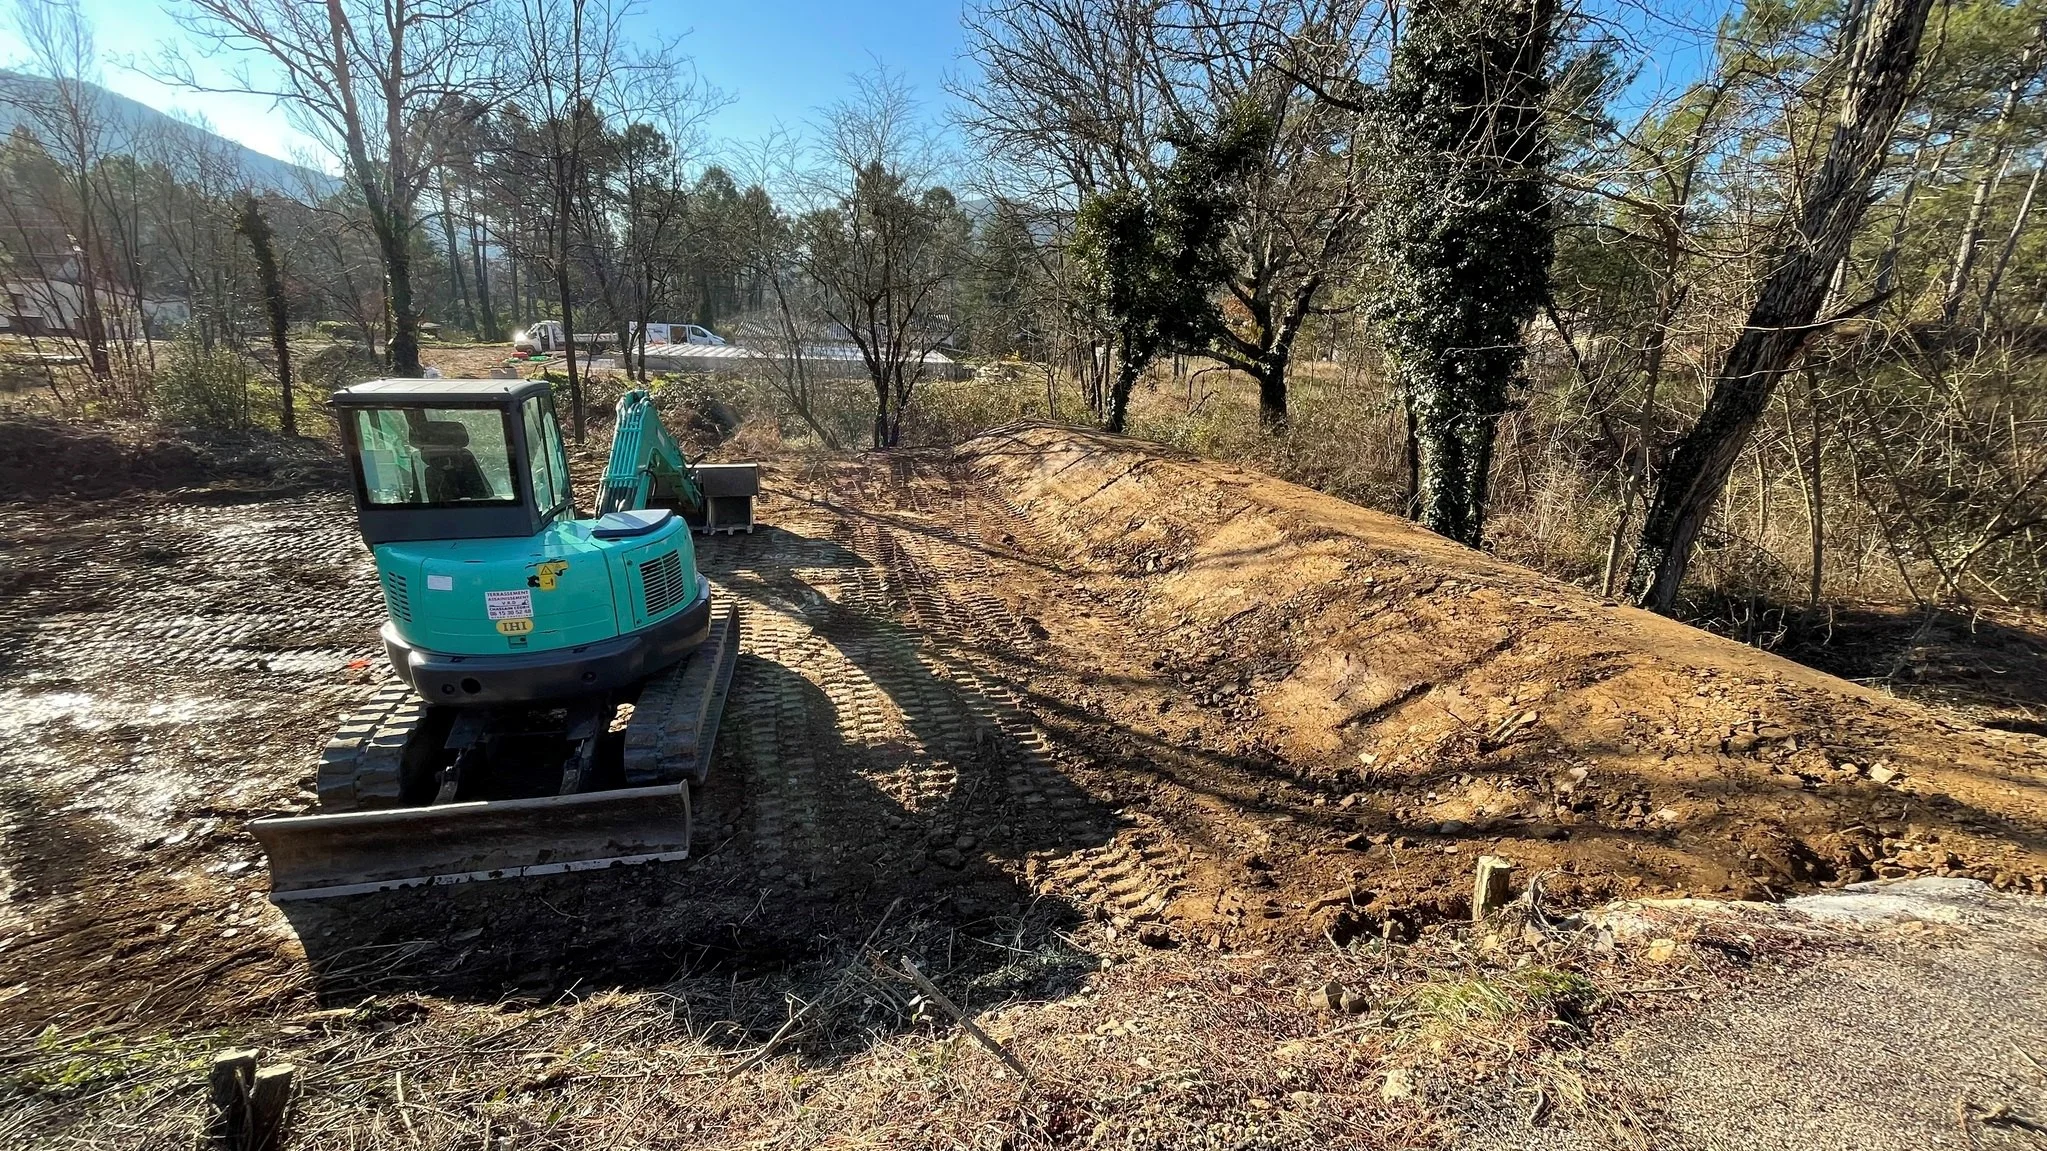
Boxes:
[382,572,411,623]
[639,551,687,617]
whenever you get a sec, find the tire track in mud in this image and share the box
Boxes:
[0,495,388,1029]
[6,453,1200,1028]
[794,456,1191,930]
[2,498,381,690]
[721,598,825,876]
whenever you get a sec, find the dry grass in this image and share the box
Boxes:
[0,881,1798,1150]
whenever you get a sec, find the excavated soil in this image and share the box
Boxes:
[959,427,2047,935]
[5,422,2047,1095]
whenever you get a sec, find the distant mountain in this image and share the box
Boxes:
[0,69,339,195]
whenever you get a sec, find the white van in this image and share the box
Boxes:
[514,320,726,353]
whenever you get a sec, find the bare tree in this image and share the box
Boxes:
[163,0,497,376]
[959,0,1381,430]
[1627,0,1941,611]
[799,65,965,448]
[1938,23,2045,328]
[2,0,116,381]
[575,59,723,382]
[500,0,637,440]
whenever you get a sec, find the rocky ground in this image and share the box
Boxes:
[3,415,2046,1149]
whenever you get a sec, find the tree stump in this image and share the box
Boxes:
[206,1048,295,1150]
[207,1050,259,1147]
[1473,855,1514,921]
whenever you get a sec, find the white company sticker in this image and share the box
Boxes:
[485,589,533,620]
[428,574,454,591]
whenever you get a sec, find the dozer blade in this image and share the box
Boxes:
[249,785,692,901]
[254,603,741,902]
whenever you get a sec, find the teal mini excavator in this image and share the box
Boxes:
[250,379,759,900]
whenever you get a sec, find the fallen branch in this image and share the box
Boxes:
[726,897,902,1079]
[897,956,1034,1087]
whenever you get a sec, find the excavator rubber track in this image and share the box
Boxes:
[622,602,742,786]
[251,603,739,901]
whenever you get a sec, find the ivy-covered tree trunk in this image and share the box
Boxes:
[1106,355,1143,433]
[1627,0,1937,612]
[1372,0,1557,547]
[233,194,295,436]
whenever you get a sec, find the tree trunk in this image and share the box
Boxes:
[1106,356,1141,434]
[888,369,910,447]
[1256,368,1287,431]
[552,157,585,440]
[1601,247,1678,597]
[470,210,498,341]
[62,158,113,383]
[1941,146,2012,328]
[1402,392,1420,519]
[1627,0,1936,612]
[1981,157,2042,321]
[1938,42,2036,327]
[325,0,420,376]
[557,262,584,443]
[1411,386,1500,546]
[1803,373,1824,607]
[1874,140,1939,300]
[440,178,474,334]
[384,221,421,375]
[234,195,295,437]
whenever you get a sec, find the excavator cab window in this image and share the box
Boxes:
[520,396,571,521]
[352,407,518,507]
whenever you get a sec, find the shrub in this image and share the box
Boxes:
[151,334,266,430]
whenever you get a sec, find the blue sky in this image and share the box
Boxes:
[0,0,973,173]
[676,0,966,142]
[3,0,1739,177]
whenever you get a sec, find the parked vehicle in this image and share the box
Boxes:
[513,321,727,355]
[512,321,566,354]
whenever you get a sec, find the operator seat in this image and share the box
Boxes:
[411,421,494,502]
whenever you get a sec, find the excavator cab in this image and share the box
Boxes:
[333,379,574,546]
[328,379,715,707]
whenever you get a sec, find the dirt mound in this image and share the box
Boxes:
[0,416,344,502]
[962,424,2047,936]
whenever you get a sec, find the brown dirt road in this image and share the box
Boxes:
[4,420,2047,1147]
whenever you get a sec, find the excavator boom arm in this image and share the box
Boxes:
[598,389,703,515]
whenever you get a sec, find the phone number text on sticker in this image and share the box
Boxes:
[485,589,533,620]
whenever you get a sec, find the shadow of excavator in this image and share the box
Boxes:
[275,525,1115,1063]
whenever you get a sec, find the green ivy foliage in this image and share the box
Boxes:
[1371,0,1559,545]
[1071,100,1276,432]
